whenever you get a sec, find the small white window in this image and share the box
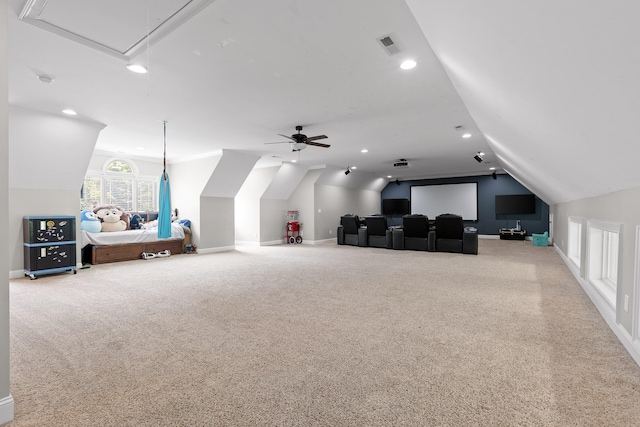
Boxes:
[568,217,582,268]
[587,220,622,308]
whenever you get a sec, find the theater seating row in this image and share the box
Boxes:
[337,213,478,255]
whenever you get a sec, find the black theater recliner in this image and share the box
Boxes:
[337,214,366,246]
[392,214,433,251]
[430,213,478,255]
[364,215,392,249]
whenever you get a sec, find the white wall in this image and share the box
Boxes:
[168,154,222,248]
[314,184,381,241]
[315,165,388,192]
[235,166,279,244]
[9,106,104,190]
[287,169,323,242]
[201,150,260,198]
[259,163,311,244]
[8,107,103,276]
[262,163,310,200]
[260,199,288,244]
[552,185,640,335]
[258,167,382,244]
[199,150,259,250]
[0,0,13,421]
[199,196,235,251]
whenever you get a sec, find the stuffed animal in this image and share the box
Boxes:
[129,213,143,230]
[94,205,129,232]
[80,209,102,233]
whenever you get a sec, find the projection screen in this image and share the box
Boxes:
[410,183,478,220]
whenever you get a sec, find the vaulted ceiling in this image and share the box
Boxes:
[8,0,640,205]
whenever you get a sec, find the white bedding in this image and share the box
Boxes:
[81,222,185,248]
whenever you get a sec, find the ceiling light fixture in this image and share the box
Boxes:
[462,133,472,138]
[400,59,417,70]
[126,64,148,74]
[36,74,53,84]
[62,109,77,116]
[361,149,368,153]
[474,152,484,163]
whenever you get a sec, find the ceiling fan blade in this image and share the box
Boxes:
[305,135,328,141]
[277,133,297,142]
[306,141,331,148]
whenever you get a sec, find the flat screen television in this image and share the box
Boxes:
[495,194,536,215]
[382,198,410,215]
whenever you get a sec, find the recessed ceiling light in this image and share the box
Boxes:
[351,166,357,170]
[462,133,472,138]
[126,64,148,74]
[361,149,368,153]
[62,109,77,116]
[291,159,297,163]
[400,59,417,70]
[387,175,392,178]
[479,152,485,156]
[489,167,496,170]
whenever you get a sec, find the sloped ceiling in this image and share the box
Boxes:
[9,0,640,205]
[8,0,497,186]
[406,0,640,205]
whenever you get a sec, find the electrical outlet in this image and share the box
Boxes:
[624,294,629,312]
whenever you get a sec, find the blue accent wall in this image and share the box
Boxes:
[381,174,549,235]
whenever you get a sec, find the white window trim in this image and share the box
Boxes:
[586,220,622,310]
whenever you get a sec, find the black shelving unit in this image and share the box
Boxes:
[23,216,77,279]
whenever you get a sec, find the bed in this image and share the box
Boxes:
[81,222,190,265]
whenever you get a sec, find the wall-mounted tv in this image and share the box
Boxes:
[382,198,410,215]
[495,194,536,215]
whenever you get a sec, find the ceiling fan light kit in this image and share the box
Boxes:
[265,125,330,152]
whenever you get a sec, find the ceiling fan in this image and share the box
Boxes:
[266,125,330,151]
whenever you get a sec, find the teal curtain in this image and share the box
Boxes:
[158,172,172,239]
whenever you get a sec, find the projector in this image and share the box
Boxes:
[393,159,410,168]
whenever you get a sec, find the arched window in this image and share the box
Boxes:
[105,160,134,174]
[81,158,157,212]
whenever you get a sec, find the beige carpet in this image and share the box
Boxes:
[7,239,640,426]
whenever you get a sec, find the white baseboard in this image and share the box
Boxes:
[197,245,236,254]
[235,240,260,247]
[0,395,14,425]
[554,244,640,367]
[305,238,337,245]
[261,240,286,246]
[9,269,24,280]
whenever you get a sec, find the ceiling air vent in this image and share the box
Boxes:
[378,34,402,55]
[393,159,410,168]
